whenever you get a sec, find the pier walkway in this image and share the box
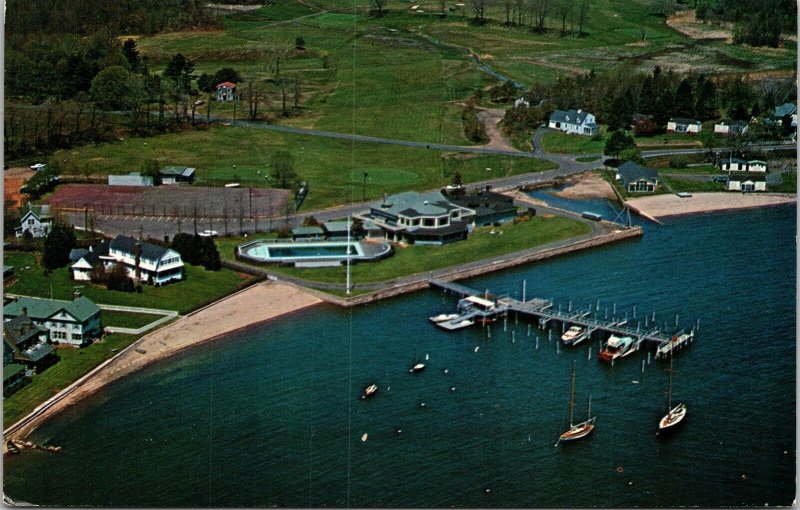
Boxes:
[429,280,694,349]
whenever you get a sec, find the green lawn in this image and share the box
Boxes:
[3,252,252,314]
[659,175,726,193]
[100,310,168,329]
[52,126,556,210]
[659,164,723,175]
[541,130,606,154]
[228,215,592,285]
[3,333,140,428]
[770,172,797,193]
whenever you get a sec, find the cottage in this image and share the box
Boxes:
[108,172,154,187]
[616,161,659,193]
[216,81,238,102]
[291,226,325,241]
[448,189,517,226]
[356,191,474,245]
[16,204,53,238]
[726,172,766,192]
[718,158,767,173]
[107,236,184,285]
[548,109,600,136]
[714,120,749,136]
[667,118,702,134]
[3,316,57,372]
[3,296,102,346]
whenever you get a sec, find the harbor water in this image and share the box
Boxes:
[3,202,795,507]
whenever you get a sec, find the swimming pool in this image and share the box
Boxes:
[237,239,392,266]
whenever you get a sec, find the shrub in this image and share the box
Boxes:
[669,156,688,169]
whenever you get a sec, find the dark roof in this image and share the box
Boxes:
[4,316,46,347]
[773,103,796,117]
[4,364,26,382]
[617,161,659,186]
[160,166,196,177]
[449,191,516,218]
[110,235,169,261]
[21,204,52,220]
[719,157,748,165]
[670,117,701,125]
[716,120,748,127]
[406,221,468,236]
[550,109,592,125]
[291,226,324,236]
[728,172,766,182]
[69,248,89,262]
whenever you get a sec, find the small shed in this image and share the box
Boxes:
[714,120,748,136]
[291,226,325,241]
[160,166,196,185]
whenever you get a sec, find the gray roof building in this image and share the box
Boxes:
[110,236,169,262]
[617,161,659,192]
[4,296,101,323]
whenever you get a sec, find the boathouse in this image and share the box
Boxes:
[726,172,766,192]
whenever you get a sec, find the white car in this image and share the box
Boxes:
[198,230,219,238]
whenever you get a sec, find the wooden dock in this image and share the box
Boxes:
[429,279,695,350]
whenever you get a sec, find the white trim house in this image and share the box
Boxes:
[16,204,53,238]
[216,82,238,102]
[667,118,702,134]
[714,120,749,136]
[108,236,184,285]
[548,109,600,136]
[3,296,102,346]
[726,173,766,192]
[718,158,768,173]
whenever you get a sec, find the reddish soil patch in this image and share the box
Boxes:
[4,167,35,206]
[46,184,291,218]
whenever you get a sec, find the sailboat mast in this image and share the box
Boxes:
[587,394,592,420]
[568,362,576,426]
[667,352,673,413]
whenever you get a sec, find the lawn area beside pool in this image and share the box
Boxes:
[225,215,592,285]
[3,333,140,428]
[3,252,253,315]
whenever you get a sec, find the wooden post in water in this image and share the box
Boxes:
[633,305,637,319]
[522,279,526,302]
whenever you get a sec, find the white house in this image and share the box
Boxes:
[727,173,766,192]
[667,118,702,134]
[548,109,599,136]
[616,161,659,193]
[216,81,238,101]
[107,235,184,285]
[70,240,113,281]
[16,204,53,238]
[714,120,749,136]
[3,296,102,346]
[718,158,768,173]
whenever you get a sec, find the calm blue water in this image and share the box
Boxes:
[4,202,796,507]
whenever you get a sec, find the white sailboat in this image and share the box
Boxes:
[658,351,687,432]
[557,361,596,444]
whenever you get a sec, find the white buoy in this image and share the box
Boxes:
[425,353,430,361]
[527,324,531,337]
[641,360,645,373]
[512,331,516,343]
[474,346,480,352]
[588,347,591,360]
[487,326,492,339]
[535,337,539,350]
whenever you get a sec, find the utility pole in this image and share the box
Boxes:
[362,171,368,202]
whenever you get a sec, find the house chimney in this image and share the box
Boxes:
[21,306,28,316]
[73,289,82,299]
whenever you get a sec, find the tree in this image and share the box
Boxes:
[140,159,161,184]
[604,129,636,157]
[122,39,141,73]
[89,66,132,110]
[295,37,306,50]
[163,53,195,93]
[617,147,644,164]
[371,0,388,16]
[606,93,633,132]
[271,150,298,189]
[106,264,135,292]
[531,0,551,32]
[302,216,321,227]
[673,78,694,118]
[555,0,573,34]
[212,68,242,86]
[576,0,590,35]
[467,0,488,24]
[4,200,21,239]
[42,220,77,270]
[197,73,215,93]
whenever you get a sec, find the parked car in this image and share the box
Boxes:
[198,230,219,238]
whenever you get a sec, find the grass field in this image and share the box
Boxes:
[100,310,168,329]
[541,130,606,154]
[51,126,556,210]
[225,215,592,285]
[659,175,726,193]
[3,252,252,314]
[771,172,797,193]
[3,333,140,428]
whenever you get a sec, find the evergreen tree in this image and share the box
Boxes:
[604,129,636,157]
[674,78,695,118]
[164,53,195,93]
[122,39,141,73]
[42,220,77,270]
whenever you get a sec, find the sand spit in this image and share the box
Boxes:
[626,192,796,219]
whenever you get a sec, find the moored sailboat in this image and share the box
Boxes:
[658,351,687,432]
[557,361,596,444]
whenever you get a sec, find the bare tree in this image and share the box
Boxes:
[576,0,590,35]
[266,46,292,80]
[294,77,301,108]
[244,80,268,120]
[503,0,514,23]
[529,0,550,32]
[467,0,488,23]
[439,0,447,14]
[515,0,526,24]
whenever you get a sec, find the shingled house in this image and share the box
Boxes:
[107,236,184,285]
[3,316,57,372]
[16,204,53,238]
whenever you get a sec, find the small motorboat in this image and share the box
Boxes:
[362,384,378,399]
[409,363,426,373]
[561,325,584,344]
[429,313,458,323]
[597,335,637,362]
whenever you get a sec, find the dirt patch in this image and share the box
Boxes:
[4,167,35,206]
[550,172,616,200]
[666,9,733,43]
[475,108,518,152]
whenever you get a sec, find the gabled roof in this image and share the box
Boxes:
[728,172,766,182]
[4,316,46,347]
[773,103,797,118]
[669,117,701,125]
[374,191,458,217]
[69,248,90,262]
[291,226,324,236]
[160,166,196,177]
[323,220,353,233]
[21,204,52,221]
[216,81,237,89]
[550,109,592,125]
[109,235,171,261]
[617,161,659,186]
[715,120,748,127]
[719,157,748,165]
[3,296,101,322]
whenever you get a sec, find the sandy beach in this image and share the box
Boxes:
[550,172,616,200]
[627,192,796,219]
[7,281,322,439]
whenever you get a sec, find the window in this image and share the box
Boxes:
[27,219,35,226]
[72,333,82,341]
[423,218,435,227]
